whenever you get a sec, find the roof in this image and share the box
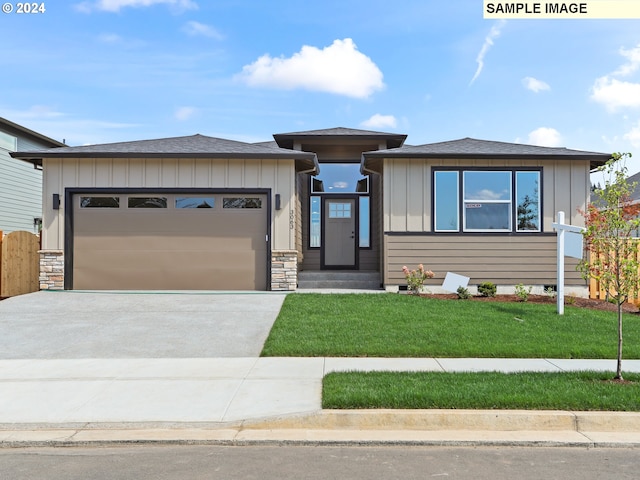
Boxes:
[273,127,407,149]
[362,137,611,169]
[0,117,65,148]
[11,133,319,171]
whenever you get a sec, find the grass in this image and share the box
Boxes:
[261,293,640,358]
[322,371,640,411]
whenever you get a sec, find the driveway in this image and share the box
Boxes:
[0,291,287,359]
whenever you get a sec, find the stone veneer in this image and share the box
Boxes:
[271,250,298,291]
[39,250,64,290]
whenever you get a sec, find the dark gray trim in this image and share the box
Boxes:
[64,187,273,291]
[431,166,544,235]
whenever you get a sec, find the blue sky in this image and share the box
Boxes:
[3,0,640,176]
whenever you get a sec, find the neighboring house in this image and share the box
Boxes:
[0,118,65,234]
[12,127,609,294]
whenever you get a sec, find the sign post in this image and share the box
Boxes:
[551,211,585,315]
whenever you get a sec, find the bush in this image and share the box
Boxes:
[515,283,532,302]
[478,282,497,297]
[456,286,471,300]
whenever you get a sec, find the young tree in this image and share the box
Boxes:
[579,152,640,381]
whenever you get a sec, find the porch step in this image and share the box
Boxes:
[297,271,382,290]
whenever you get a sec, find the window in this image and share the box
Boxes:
[80,196,120,208]
[310,197,321,247]
[463,171,512,231]
[329,202,351,218]
[433,169,541,233]
[359,196,370,248]
[0,131,17,151]
[176,197,215,208]
[128,197,167,208]
[311,163,368,194]
[223,197,262,209]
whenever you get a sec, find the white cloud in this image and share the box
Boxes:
[75,0,197,13]
[613,44,640,77]
[97,33,123,44]
[624,121,640,147]
[174,106,197,121]
[527,127,562,147]
[474,189,508,201]
[591,44,640,112]
[522,76,550,93]
[183,21,223,40]
[360,114,397,129]
[470,20,506,85]
[591,77,640,112]
[236,38,384,99]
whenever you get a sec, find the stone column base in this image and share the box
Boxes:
[271,250,298,291]
[39,250,64,290]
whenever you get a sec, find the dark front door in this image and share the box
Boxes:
[322,198,357,268]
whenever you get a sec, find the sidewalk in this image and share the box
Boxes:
[2,357,640,447]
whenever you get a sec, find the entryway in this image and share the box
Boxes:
[323,198,357,268]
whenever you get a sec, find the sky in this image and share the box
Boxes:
[2,0,640,179]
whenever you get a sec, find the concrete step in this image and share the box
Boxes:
[297,271,381,290]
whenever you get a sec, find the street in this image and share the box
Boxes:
[1,445,638,479]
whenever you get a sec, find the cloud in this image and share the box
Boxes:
[470,20,506,85]
[75,0,197,13]
[624,121,640,147]
[522,76,550,93]
[591,44,640,112]
[236,38,384,99]
[174,106,197,121]
[360,114,397,129]
[591,77,640,112]
[527,127,562,147]
[474,189,508,201]
[183,21,223,40]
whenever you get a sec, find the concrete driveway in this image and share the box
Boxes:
[0,291,287,359]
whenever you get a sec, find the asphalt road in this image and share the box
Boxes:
[2,445,639,480]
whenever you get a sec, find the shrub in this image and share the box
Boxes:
[456,286,471,300]
[515,283,532,302]
[402,264,435,295]
[478,282,497,297]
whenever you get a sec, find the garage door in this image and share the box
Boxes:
[72,192,268,290]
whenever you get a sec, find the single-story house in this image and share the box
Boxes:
[0,117,65,233]
[12,127,610,294]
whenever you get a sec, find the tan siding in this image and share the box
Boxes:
[42,157,297,251]
[384,234,584,287]
[384,158,591,234]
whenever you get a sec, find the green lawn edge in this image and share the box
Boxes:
[261,293,640,359]
[323,371,640,411]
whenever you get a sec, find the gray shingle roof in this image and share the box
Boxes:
[273,127,407,149]
[362,137,610,169]
[11,134,318,170]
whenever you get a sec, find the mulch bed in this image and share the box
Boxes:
[419,293,640,314]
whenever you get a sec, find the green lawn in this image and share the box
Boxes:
[323,371,640,411]
[261,293,640,358]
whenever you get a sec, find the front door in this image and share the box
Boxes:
[323,198,357,268]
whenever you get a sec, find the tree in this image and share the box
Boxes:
[579,152,640,381]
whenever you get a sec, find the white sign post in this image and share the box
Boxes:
[551,211,585,315]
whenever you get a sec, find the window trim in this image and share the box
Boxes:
[432,167,542,234]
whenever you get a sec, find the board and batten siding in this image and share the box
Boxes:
[42,157,296,251]
[382,157,590,287]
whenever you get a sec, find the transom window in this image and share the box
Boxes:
[311,163,368,193]
[433,169,541,233]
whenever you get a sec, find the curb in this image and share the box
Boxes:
[2,410,640,448]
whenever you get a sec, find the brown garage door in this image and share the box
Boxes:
[72,193,268,290]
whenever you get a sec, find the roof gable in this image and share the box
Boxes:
[273,126,407,149]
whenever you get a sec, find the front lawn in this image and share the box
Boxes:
[261,293,640,358]
[323,371,640,410]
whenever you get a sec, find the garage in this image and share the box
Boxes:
[70,190,269,290]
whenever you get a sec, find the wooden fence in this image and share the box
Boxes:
[0,230,40,298]
[588,241,640,305]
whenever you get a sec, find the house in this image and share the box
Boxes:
[0,118,65,233]
[11,127,610,294]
